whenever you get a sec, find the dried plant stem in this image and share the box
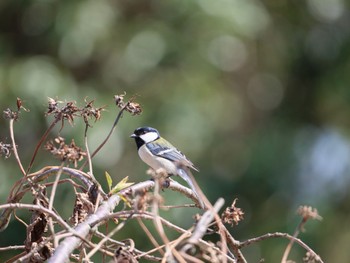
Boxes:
[93,230,163,262]
[108,211,235,262]
[281,218,305,263]
[9,119,25,176]
[84,124,94,179]
[48,163,64,210]
[188,198,224,244]
[179,168,230,263]
[26,115,61,174]
[0,245,25,251]
[152,180,170,246]
[48,179,140,263]
[85,218,130,260]
[44,178,87,192]
[4,251,26,263]
[239,232,323,263]
[225,229,247,263]
[152,179,186,263]
[48,163,64,247]
[80,104,128,170]
[0,202,99,251]
[137,218,164,255]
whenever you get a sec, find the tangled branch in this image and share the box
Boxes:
[0,95,323,263]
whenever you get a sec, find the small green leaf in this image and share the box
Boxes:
[110,176,134,194]
[105,171,113,192]
[118,194,132,207]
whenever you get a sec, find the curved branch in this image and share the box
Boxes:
[48,179,206,263]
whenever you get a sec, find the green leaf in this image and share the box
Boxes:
[105,171,113,192]
[118,194,132,207]
[110,176,134,194]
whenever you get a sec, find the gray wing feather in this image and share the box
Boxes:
[146,139,198,171]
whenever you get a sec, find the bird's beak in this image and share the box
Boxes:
[130,133,137,138]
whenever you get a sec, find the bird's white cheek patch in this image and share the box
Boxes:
[140,132,159,143]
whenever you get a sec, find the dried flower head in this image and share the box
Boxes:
[69,192,95,226]
[0,142,13,158]
[81,99,104,126]
[222,198,244,226]
[114,93,126,108]
[47,97,60,115]
[44,137,87,167]
[126,101,142,116]
[16,97,29,112]
[114,94,142,116]
[3,108,19,121]
[46,98,80,126]
[297,206,322,224]
[60,101,80,124]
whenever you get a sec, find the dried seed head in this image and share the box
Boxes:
[114,93,126,108]
[126,101,142,116]
[47,97,59,114]
[114,93,142,116]
[3,108,19,121]
[297,206,322,222]
[45,137,87,167]
[221,198,244,226]
[69,192,95,226]
[81,99,104,126]
[0,142,13,159]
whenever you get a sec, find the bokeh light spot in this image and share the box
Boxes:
[118,31,166,83]
[247,73,284,111]
[307,0,345,22]
[207,35,247,72]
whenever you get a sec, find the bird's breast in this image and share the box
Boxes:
[138,145,177,175]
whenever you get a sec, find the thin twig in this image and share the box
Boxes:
[13,210,28,228]
[152,178,185,263]
[239,232,323,263]
[137,218,164,255]
[26,115,61,174]
[0,245,25,251]
[84,124,95,180]
[0,203,97,249]
[187,198,224,244]
[0,166,97,232]
[9,119,25,176]
[281,217,309,263]
[48,163,64,247]
[104,211,235,262]
[79,103,128,170]
[177,167,231,263]
[49,163,64,210]
[44,178,87,192]
[224,229,246,263]
[85,213,133,260]
[152,179,170,245]
[93,230,163,262]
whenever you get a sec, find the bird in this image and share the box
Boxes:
[130,126,204,208]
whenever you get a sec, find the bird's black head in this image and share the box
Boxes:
[130,126,160,149]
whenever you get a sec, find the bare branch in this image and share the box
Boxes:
[239,232,323,263]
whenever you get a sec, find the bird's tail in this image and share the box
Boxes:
[177,168,205,209]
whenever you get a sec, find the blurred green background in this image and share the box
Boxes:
[0,0,350,262]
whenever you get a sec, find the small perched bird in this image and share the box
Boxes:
[130,126,204,208]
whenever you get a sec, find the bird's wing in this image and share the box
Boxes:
[146,137,198,171]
